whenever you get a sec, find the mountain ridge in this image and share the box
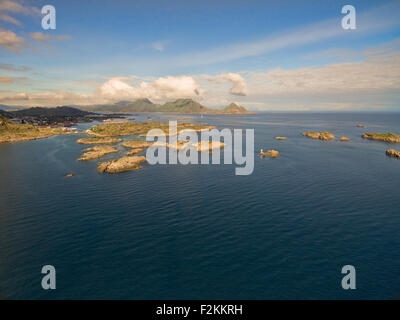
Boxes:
[81,98,255,114]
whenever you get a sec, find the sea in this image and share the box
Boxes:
[1,112,400,299]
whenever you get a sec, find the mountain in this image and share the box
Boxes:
[12,106,93,117]
[84,98,255,114]
[0,109,13,118]
[222,103,255,114]
[159,99,210,113]
[83,98,157,113]
[119,98,158,112]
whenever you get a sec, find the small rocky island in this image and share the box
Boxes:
[77,137,123,144]
[260,149,280,158]
[340,137,350,141]
[386,149,400,158]
[362,132,400,143]
[126,148,144,156]
[78,145,119,161]
[275,137,288,140]
[89,121,216,137]
[121,140,151,149]
[97,156,147,173]
[302,131,335,141]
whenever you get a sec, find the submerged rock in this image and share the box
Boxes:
[362,132,400,143]
[97,156,147,173]
[386,149,400,159]
[357,124,365,128]
[77,145,118,161]
[302,131,335,141]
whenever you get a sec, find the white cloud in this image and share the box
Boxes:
[0,0,33,15]
[0,76,206,106]
[247,54,400,96]
[0,76,14,84]
[98,75,204,103]
[0,0,41,26]
[0,13,21,26]
[206,73,248,96]
[0,28,25,52]
[0,75,27,84]
[29,32,71,46]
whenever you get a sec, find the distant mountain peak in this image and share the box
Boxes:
[228,102,240,107]
[222,102,253,114]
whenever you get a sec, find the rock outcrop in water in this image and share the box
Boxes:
[126,148,144,156]
[302,131,335,141]
[386,149,400,159]
[193,141,225,152]
[77,137,122,144]
[362,132,400,143]
[260,149,280,158]
[97,156,147,173]
[275,137,288,140]
[121,140,151,149]
[267,150,280,158]
[340,137,350,141]
[151,140,225,152]
[78,145,118,161]
[89,121,215,137]
[357,124,365,128]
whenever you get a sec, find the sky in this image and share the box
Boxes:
[0,0,399,111]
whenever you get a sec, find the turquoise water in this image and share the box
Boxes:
[1,112,400,299]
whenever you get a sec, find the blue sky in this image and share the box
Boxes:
[0,0,399,110]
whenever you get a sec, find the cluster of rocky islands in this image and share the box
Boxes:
[299,128,400,160]
[2,112,400,176]
[73,120,224,174]
[262,125,400,160]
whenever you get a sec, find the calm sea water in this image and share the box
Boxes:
[1,112,400,299]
